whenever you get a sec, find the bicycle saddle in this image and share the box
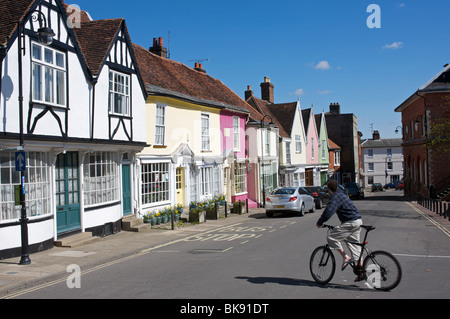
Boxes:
[361,225,376,231]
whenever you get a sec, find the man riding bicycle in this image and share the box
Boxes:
[316,180,363,280]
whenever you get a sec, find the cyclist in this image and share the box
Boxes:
[316,180,363,279]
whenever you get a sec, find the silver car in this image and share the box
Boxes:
[265,187,315,217]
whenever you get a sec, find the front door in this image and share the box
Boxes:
[176,167,185,206]
[56,152,81,234]
[122,164,132,216]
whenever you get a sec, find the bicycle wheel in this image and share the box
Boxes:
[310,246,336,284]
[363,250,402,291]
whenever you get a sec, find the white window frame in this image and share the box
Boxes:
[0,152,51,221]
[295,135,302,153]
[155,104,166,145]
[109,70,130,116]
[233,116,240,151]
[141,162,170,206]
[31,42,67,107]
[311,138,314,159]
[83,152,119,206]
[234,163,247,194]
[201,113,210,151]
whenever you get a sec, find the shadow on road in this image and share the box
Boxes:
[235,276,378,293]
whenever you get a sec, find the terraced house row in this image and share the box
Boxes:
[0,0,356,259]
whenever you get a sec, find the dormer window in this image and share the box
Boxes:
[109,70,130,116]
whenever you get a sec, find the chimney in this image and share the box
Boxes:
[194,62,206,73]
[329,102,340,114]
[245,85,253,100]
[149,37,168,58]
[260,76,274,103]
[372,130,380,140]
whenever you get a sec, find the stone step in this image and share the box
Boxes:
[54,232,100,248]
[122,216,151,232]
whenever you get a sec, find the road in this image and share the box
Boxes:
[10,190,450,301]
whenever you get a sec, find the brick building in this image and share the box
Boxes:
[395,65,450,200]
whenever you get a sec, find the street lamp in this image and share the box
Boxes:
[395,126,402,135]
[260,115,275,208]
[17,10,55,265]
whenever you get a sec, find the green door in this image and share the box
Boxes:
[56,152,81,234]
[122,164,132,216]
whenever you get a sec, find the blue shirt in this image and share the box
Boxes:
[317,189,361,226]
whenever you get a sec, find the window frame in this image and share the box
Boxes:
[109,70,131,117]
[31,42,67,107]
[155,104,166,146]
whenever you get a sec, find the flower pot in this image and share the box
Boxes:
[162,215,168,224]
[206,209,218,220]
[155,216,162,225]
[189,211,205,223]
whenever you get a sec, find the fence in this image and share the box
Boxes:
[417,195,450,221]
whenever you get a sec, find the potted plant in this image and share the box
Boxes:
[189,205,205,223]
[232,200,245,215]
[155,212,162,225]
[205,201,218,220]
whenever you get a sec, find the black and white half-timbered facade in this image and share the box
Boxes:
[0,0,147,259]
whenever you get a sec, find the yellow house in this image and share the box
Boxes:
[133,39,249,214]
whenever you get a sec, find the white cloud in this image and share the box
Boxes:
[318,90,332,95]
[314,61,331,70]
[294,88,305,96]
[383,42,404,50]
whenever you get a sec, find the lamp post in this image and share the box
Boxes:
[17,10,55,265]
[260,115,275,208]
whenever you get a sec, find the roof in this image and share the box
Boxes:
[395,65,450,112]
[72,19,124,76]
[361,138,403,148]
[0,0,34,46]
[133,43,250,115]
[245,94,294,137]
[328,138,340,150]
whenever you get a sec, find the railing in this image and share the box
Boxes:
[417,195,450,221]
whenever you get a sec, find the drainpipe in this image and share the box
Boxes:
[0,46,6,109]
[90,75,98,140]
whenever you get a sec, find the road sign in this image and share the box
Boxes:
[15,151,26,172]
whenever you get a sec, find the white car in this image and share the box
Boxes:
[265,187,315,217]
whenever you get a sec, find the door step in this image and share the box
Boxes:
[122,216,151,232]
[54,232,100,248]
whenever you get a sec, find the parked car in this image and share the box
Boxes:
[384,182,396,189]
[265,187,315,217]
[344,182,365,199]
[323,184,349,195]
[395,181,404,190]
[372,183,384,192]
[303,186,331,209]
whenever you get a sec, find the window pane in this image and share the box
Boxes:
[32,44,41,60]
[44,67,54,103]
[44,48,53,64]
[56,52,64,68]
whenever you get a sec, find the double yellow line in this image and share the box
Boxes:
[2,222,244,299]
[406,202,450,238]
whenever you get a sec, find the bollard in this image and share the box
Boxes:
[225,201,228,218]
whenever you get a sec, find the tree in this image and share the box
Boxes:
[427,95,450,155]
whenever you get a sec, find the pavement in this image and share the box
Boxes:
[0,209,265,298]
[1,197,449,299]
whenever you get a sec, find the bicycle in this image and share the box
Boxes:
[309,224,402,291]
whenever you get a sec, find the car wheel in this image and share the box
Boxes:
[266,211,273,218]
[298,203,305,217]
[316,199,323,209]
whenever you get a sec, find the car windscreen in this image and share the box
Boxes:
[273,189,295,195]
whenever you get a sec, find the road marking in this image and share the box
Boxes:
[1,222,245,299]
[406,202,450,238]
[393,253,450,259]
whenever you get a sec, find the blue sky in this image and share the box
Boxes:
[70,0,450,138]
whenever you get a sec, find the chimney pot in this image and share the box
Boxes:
[149,37,168,58]
[245,85,254,100]
[260,77,274,103]
[372,130,380,140]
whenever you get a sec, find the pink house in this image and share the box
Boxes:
[302,108,321,185]
[220,110,256,206]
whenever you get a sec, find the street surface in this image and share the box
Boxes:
[7,190,450,300]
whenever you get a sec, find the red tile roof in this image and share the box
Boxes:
[0,0,34,46]
[133,43,251,115]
